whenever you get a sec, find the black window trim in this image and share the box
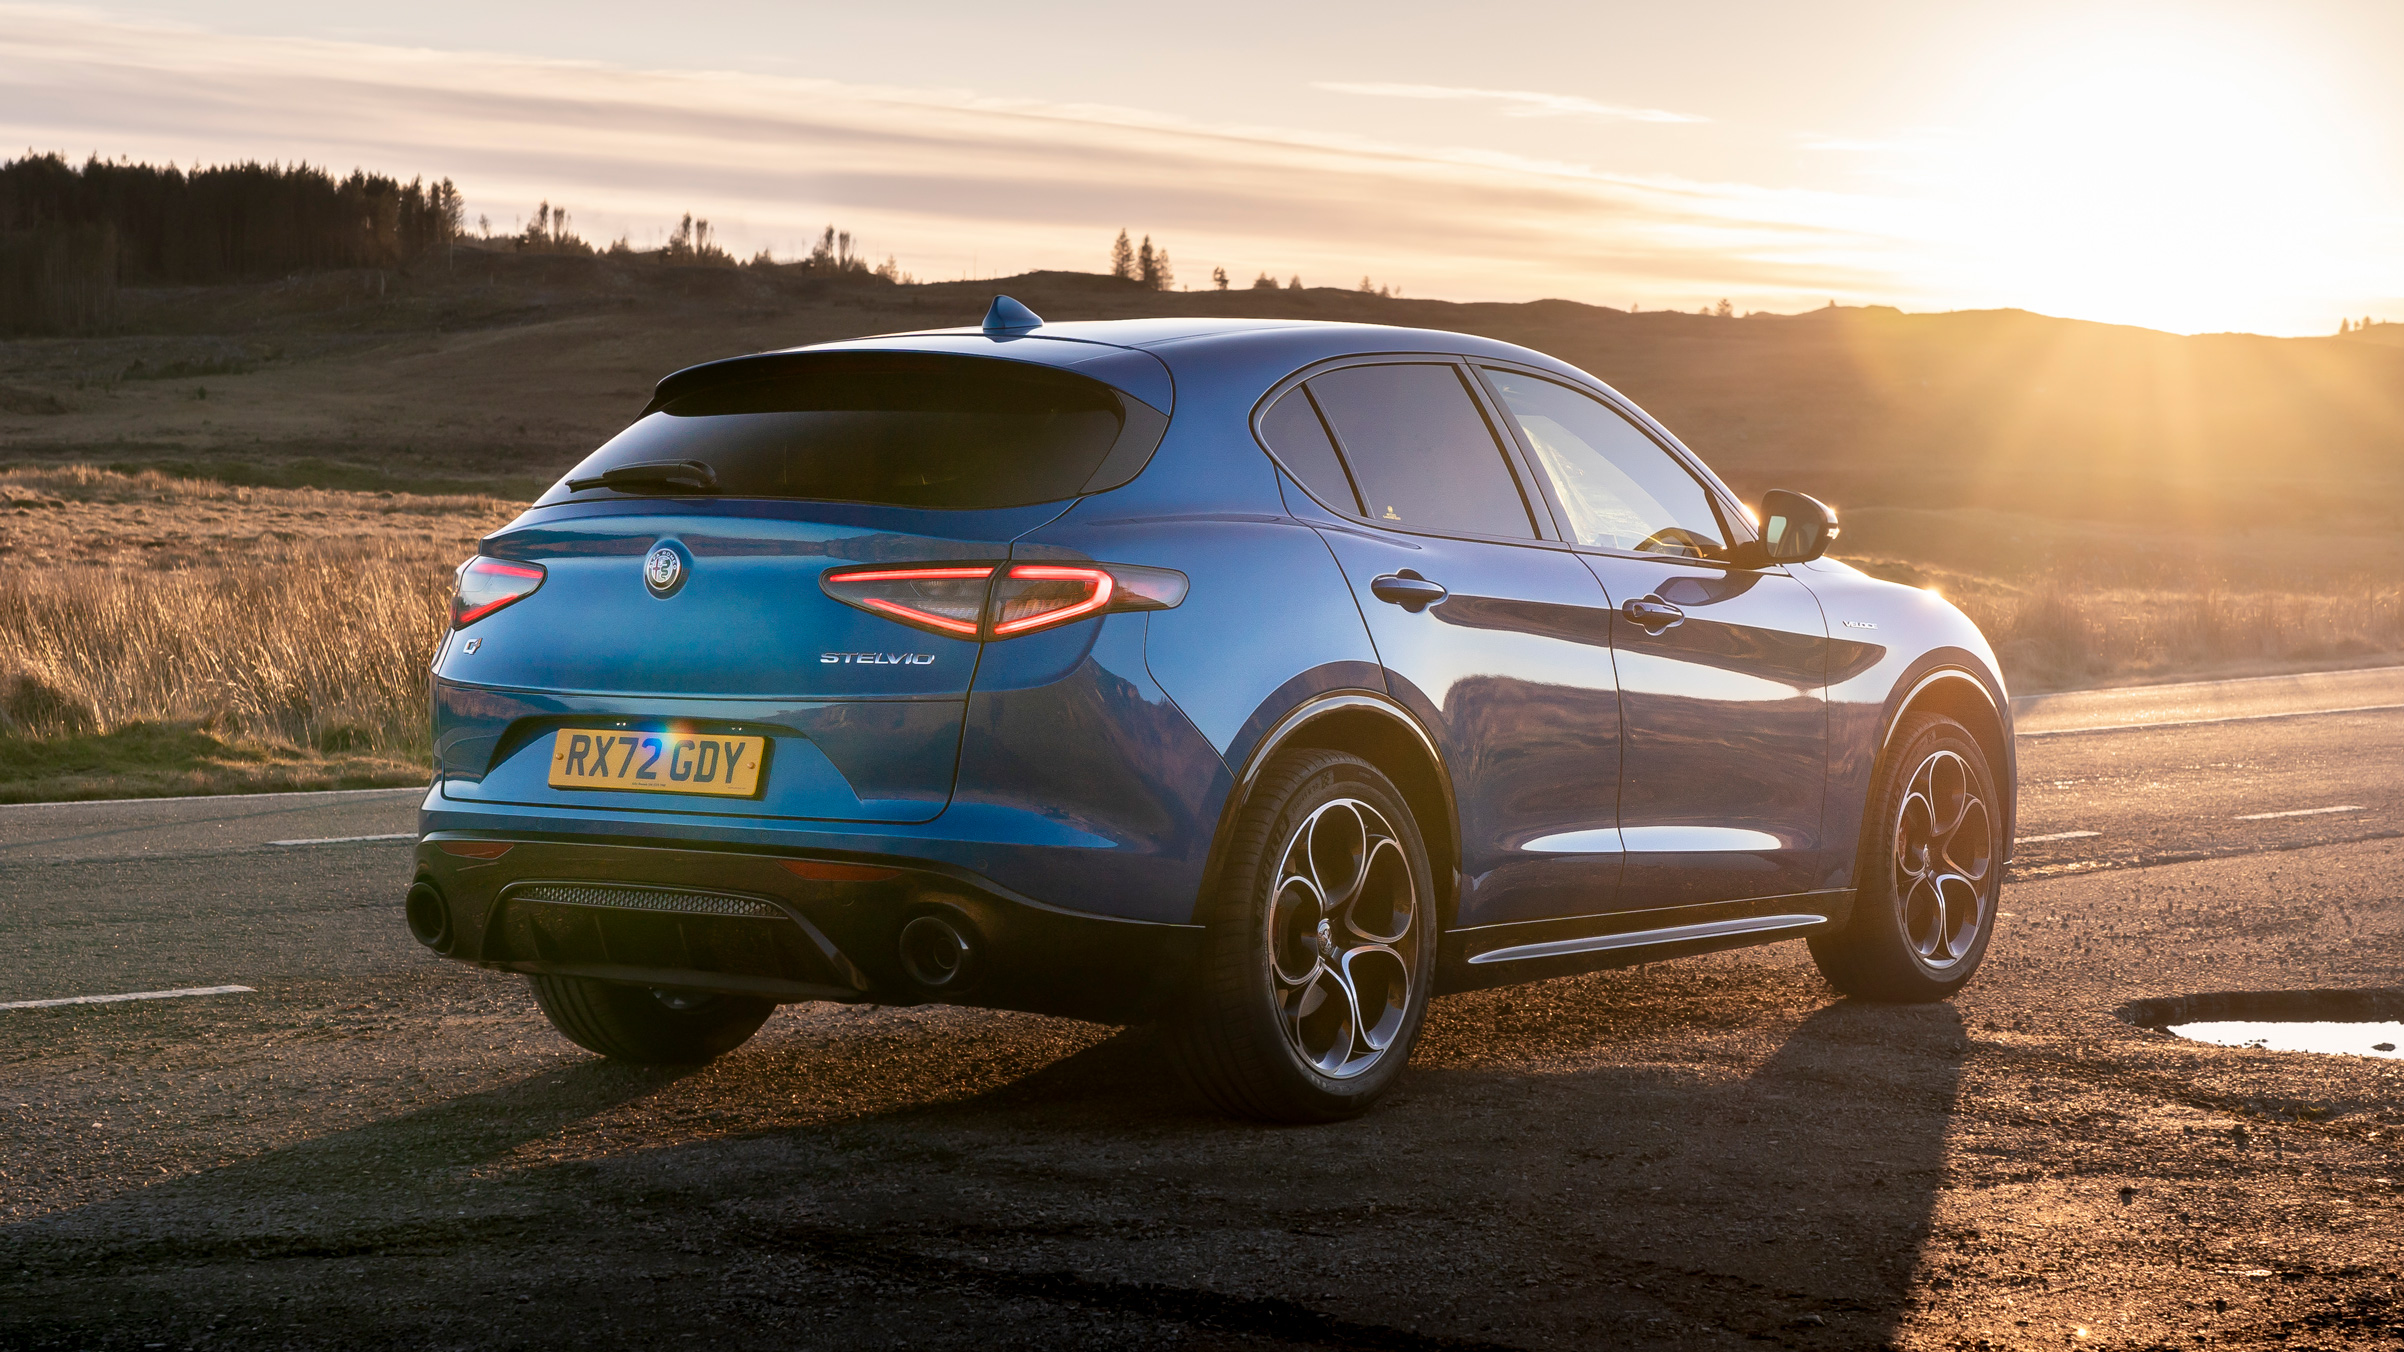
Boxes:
[1466,359,1768,571]
[1248,354,1566,549]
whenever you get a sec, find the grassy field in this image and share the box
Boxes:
[0,467,515,800]
[4,255,2401,799]
[1835,505,2404,691]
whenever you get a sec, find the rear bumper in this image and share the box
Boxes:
[410,825,1201,1025]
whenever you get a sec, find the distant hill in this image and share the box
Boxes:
[2,249,2400,542]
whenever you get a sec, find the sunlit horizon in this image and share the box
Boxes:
[5,1,2401,337]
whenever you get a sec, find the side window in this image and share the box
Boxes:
[1304,363,1536,539]
[1258,386,1361,514]
[1481,369,1728,558]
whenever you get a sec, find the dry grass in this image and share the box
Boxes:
[1950,582,2404,692]
[0,467,518,799]
[1833,506,2404,693]
[1839,551,2404,693]
[0,464,518,568]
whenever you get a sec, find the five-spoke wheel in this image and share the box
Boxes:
[1894,748,1993,970]
[1267,797,1419,1079]
[1165,749,1435,1121]
[1810,712,2002,1001]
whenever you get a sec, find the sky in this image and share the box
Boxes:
[6,0,2402,335]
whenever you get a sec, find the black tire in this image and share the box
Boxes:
[1810,712,2002,1002]
[1164,749,1437,1122]
[528,975,775,1065]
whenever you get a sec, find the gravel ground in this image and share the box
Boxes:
[3,823,2400,1350]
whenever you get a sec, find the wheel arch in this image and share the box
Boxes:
[1199,692,1462,930]
[1876,662,2018,861]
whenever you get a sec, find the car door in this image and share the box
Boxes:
[1258,360,1626,929]
[1473,364,1832,912]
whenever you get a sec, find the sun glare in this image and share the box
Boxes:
[1930,16,2388,333]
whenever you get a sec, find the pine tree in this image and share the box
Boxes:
[1286,275,1302,290]
[1251,271,1277,290]
[1144,242,1173,290]
[1714,298,1734,319]
[1211,266,1229,290]
[1110,229,1135,279]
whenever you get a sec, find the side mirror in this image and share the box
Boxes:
[1725,489,1838,568]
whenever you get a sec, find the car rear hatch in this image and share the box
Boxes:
[433,343,1171,824]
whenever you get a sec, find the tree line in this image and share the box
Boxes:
[1,153,463,333]
[1114,232,1401,298]
[0,153,920,335]
[0,153,463,279]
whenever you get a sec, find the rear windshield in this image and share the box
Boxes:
[542,355,1132,509]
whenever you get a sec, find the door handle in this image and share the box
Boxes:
[1371,571,1449,613]
[1622,595,1684,633]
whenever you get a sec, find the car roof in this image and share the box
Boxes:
[652,315,1605,421]
[859,315,1587,374]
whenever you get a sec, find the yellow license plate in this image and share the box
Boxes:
[547,729,767,798]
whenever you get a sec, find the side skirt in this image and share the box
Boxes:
[1434,889,1855,995]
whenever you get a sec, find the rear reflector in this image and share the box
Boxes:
[452,557,546,628]
[437,840,515,860]
[819,560,1186,641]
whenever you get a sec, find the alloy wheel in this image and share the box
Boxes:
[1266,798,1420,1079]
[1893,748,1994,970]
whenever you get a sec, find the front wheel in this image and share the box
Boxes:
[1810,712,2002,1002]
[1164,750,1436,1122]
[529,975,774,1065]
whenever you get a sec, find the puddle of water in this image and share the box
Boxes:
[2169,1020,2404,1059]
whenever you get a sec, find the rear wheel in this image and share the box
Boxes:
[1810,712,2001,1001]
[1165,750,1436,1122]
[528,975,774,1065]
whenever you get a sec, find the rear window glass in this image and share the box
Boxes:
[543,356,1131,509]
[1305,363,1536,539]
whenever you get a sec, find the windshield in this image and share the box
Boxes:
[543,355,1131,510]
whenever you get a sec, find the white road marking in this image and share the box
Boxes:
[268,833,415,846]
[2015,830,2101,844]
[0,985,255,1011]
[2233,805,2366,821]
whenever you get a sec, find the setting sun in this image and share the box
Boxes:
[1916,14,2391,333]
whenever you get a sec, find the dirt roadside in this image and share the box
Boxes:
[1,837,2399,1350]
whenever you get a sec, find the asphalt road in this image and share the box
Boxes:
[3,681,2400,1349]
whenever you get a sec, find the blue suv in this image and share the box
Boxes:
[410,298,2015,1121]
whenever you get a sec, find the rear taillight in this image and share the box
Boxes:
[452,557,546,628]
[821,561,1185,640]
[819,566,995,637]
[992,565,1114,635]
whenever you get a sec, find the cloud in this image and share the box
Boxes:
[0,4,1923,313]
[1314,82,1708,125]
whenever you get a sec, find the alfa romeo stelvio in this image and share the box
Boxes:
[410,297,2015,1121]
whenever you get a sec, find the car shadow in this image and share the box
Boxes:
[0,976,1964,1350]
